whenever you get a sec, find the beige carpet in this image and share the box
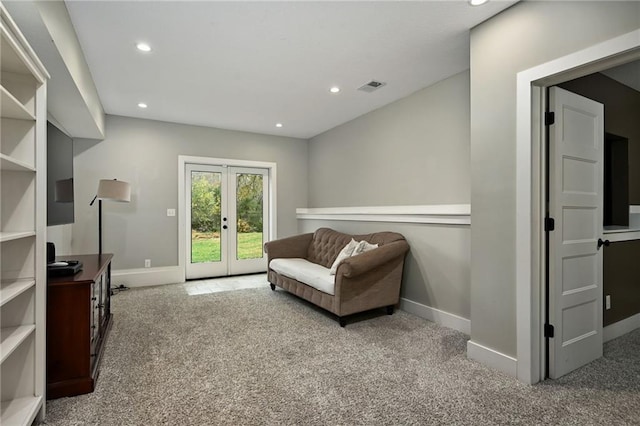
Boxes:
[41,278,640,425]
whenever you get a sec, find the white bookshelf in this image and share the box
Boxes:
[1,86,35,121]
[0,153,36,172]
[1,397,43,426]
[1,325,35,364]
[0,279,36,308]
[0,2,49,425]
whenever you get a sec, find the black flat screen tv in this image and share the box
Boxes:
[47,121,74,226]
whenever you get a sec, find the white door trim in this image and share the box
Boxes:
[178,155,277,283]
[515,29,640,384]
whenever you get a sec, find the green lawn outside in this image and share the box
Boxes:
[191,231,263,263]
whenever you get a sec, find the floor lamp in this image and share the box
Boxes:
[89,179,131,255]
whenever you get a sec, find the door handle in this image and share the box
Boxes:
[597,238,610,249]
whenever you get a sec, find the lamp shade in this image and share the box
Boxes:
[55,178,74,202]
[97,179,131,202]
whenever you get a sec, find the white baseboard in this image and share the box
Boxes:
[467,340,517,378]
[400,298,470,335]
[604,313,640,343]
[112,266,183,288]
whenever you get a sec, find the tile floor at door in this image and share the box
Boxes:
[184,273,267,295]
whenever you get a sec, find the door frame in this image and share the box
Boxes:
[515,30,640,384]
[178,155,277,283]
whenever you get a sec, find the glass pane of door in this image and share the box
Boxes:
[186,163,268,279]
[190,171,222,264]
[235,173,264,260]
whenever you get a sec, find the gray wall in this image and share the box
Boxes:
[309,70,470,207]
[470,1,640,357]
[47,224,72,256]
[72,115,308,270]
[603,240,640,326]
[299,219,470,319]
[306,71,471,319]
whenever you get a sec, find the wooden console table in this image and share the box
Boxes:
[47,254,113,399]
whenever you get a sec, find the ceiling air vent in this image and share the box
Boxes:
[358,80,386,93]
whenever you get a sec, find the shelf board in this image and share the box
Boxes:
[0,396,43,426]
[0,325,35,364]
[1,22,33,76]
[0,153,35,172]
[0,279,35,308]
[0,85,34,121]
[0,231,35,243]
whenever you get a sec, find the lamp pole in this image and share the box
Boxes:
[98,199,103,256]
[91,179,131,257]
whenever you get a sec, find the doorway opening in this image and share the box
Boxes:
[185,164,269,279]
[515,29,640,384]
[178,156,277,282]
[543,64,640,379]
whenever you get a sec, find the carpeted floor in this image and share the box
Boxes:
[41,276,640,425]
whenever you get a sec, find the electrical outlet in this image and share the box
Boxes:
[167,208,176,217]
[606,295,611,310]
[145,259,151,268]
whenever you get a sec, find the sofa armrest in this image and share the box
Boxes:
[337,240,409,278]
[264,232,314,261]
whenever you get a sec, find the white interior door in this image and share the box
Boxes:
[548,86,604,379]
[185,164,269,280]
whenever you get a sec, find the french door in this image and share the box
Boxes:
[185,164,269,279]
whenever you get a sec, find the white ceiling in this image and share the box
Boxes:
[61,0,517,139]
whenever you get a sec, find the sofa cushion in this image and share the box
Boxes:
[352,240,378,256]
[307,228,353,268]
[269,258,335,295]
[329,239,358,275]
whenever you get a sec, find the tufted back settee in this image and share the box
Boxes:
[306,228,406,268]
[264,228,409,326]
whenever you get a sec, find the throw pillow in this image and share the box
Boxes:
[329,239,358,275]
[352,240,379,256]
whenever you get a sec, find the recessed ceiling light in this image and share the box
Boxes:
[469,0,488,6]
[136,42,151,52]
[138,103,148,109]
[330,87,340,94]
[275,123,283,128]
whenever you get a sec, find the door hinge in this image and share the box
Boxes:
[544,323,555,338]
[544,217,555,232]
[545,111,555,126]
